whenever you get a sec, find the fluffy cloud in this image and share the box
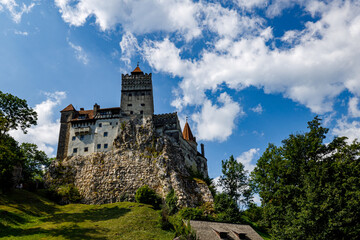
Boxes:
[143,1,360,115]
[54,0,201,40]
[119,31,139,66]
[348,97,360,117]
[67,39,89,65]
[236,148,260,173]
[9,91,66,157]
[191,93,243,142]
[332,117,360,143]
[0,0,35,23]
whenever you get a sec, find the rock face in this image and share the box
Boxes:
[46,116,213,207]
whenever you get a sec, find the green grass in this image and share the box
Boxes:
[0,190,174,240]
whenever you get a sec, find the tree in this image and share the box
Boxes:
[0,90,37,135]
[251,117,360,239]
[20,143,51,184]
[0,91,38,192]
[218,155,252,210]
[0,134,22,193]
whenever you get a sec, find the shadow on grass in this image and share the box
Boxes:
[0,189,60,217]
[0,223,106,239]
[43,206,131,223]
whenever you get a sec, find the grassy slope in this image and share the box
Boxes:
[0,190,174,240]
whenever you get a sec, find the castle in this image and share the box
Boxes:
[56,64,208,178]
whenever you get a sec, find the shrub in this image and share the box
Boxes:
[46,184,81,204]
[135,185,161,209]
[165,189,178,215]
[178,207,205,220]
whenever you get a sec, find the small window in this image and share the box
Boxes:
[97,144,101,149]
[72,136,76,141]
[141,103,145,106]
[127,104,132,106]
[73,148,77,153]
[140,110,143,114]
[110,122,112,125]
[130,111,133,114]
[141,93,145,96]
[129,93,132,96]
[84,147,88,152]
[104,144,108,149]
[116,122,118,125]
[80,135,84,140]
[99,123,102,127]
[104,132,108,137]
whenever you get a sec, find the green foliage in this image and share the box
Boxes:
[135,185,162,209]
[47,184,81,204]
[177,207,205,221]
[165,188,178,215]
[0,134,22,193]
[213,193,241,223]
[251,116,360,239]
[218,155,252,209]
[0,90,37,135]
[20,143,51,184]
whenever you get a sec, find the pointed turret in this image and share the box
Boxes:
[182,119,196,142]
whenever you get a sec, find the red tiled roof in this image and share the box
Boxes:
[132,66,143,73]
[183,122,196,142]
[61,104,76,112]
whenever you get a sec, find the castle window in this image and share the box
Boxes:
[130,111,133,114]
[73,148,77,153]
[104,144,108,149]
[99,123,102,127]
[116,122,118,125]
[72,136,76,141]
[104,132,108,137]
[127,104,132,106]
[129,93,132,96]
[140,110,143,114]
[110,122,112,125]
[141,103,145,106]
[97,144,101,149]
[141,93,145,96]
[80,135,84,140]
[84,147,88,152]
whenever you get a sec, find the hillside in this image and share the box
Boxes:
[0,190,174,240]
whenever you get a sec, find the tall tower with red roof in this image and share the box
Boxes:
[120,63,154,116]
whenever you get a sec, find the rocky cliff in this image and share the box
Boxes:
[46,116,213,207]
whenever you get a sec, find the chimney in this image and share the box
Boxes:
[80,108,84,111]
[201,143,205,157]
[93,103,100,116]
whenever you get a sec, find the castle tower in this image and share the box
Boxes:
[56,104,76,159]
[120,64,154,116]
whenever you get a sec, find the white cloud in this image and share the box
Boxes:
[14,29,28,35]
[348,97,360,117]
[251,103,263,114]
[233,0,268,10]
[119,31,139,65]
[192,93,243,142]
[236,148,260,173]
[143,1,360,116]
[9,91,66,157]
[0,0,35,23]
[54,0,201,40]
[67,39,89,65]
[332,117,360,143]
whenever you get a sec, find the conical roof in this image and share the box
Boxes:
[61,104,75,112]
[182,121,196,142]
[131,63,143,74]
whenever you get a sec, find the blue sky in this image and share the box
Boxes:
[2,0,360,182]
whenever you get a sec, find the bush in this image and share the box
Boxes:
[214,193,241,223]
[165,189,178,215]
[46,184,81,204]
[135,185,161,209]
[178,207,205,221]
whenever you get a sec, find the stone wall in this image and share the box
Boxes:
[47,116,213,207]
